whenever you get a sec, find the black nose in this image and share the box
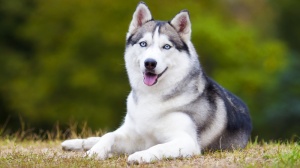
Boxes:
[144,58,157,70]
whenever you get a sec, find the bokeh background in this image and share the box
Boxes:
[0,0,299,140]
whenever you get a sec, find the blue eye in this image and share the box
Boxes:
[139,41,147,47]
[163,44,172,50]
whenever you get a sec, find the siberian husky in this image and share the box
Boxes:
[61,2,252,164]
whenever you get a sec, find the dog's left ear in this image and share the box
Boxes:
[170,10,191,41]
[128,2,152,34]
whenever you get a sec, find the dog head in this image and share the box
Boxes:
[125,2,197,90]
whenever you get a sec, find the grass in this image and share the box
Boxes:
[1,140,299,167]
[0,123,299,167]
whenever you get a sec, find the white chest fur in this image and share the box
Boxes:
[125,92,198,145]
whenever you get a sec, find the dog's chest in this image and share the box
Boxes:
[125,91,200,146]
[126,95,171,135]
[131,100,165,126]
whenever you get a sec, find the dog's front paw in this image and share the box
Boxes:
[127,151,157,164]
[86,146,112,160]
[86,149,104,160]
[61,139,84,151]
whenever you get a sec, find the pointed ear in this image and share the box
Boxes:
[128,2,152,34]
[170,10,191,41]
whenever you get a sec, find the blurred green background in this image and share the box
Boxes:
[0,0,299,140]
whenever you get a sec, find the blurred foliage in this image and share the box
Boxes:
[0,0,298,140]
[261,0,300,140]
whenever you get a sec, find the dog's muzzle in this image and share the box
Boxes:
[143,67,168,86]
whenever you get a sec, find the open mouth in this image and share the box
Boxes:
[143,67,168,86]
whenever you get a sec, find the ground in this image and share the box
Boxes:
[0,139,299,167]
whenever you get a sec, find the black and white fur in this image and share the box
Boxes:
[61,2,252,164]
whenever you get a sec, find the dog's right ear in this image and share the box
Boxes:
[128,2,152,34]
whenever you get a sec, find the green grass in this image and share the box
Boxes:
[0,123,299,167]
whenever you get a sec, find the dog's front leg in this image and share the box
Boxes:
[86,126,136,159]
[127,133,200,164]
[86,132,116,159]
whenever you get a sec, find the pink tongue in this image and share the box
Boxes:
[143,73,158,86]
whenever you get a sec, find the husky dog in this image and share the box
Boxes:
[61,2,252,164]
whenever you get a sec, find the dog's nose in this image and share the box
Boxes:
[144,58,157,70]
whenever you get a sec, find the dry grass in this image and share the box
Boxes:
[0,139,299,168]
[0,122,299,167]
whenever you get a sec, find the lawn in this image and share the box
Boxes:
[0,139,299,167]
